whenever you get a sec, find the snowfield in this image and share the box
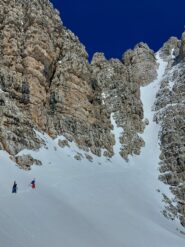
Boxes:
[0,53,185,247]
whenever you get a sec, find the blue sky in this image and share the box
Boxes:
[51,0,185,60]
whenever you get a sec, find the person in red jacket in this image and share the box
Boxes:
[31,179,36,189]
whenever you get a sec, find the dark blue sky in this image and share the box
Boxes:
[51,0,185,60]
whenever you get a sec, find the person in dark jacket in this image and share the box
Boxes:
[31,179,36,189]
[12,181,17,193]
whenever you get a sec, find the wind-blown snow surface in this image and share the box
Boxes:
[0,53,185,247]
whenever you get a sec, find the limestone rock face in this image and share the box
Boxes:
[47,28,114,157]
[91,51,149,159]
[154,34,185,226]
[0,0,158,161]
[0,0,62,154]
[122,42,157,85]
[0,0,113,158]
[160,37,180,60]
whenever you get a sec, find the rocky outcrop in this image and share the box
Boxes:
[47,28,114,157]
[154,35,185,226]
[91,42,158,158]
[0,0,113,159]
[122,42,157,85]
[0,0,158,164]
[0,0,63,155]
[14,154,42,170]
[160,37,180,61]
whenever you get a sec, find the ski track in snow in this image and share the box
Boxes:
[0,52,185,247]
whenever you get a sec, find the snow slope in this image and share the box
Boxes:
[0,53,185,247]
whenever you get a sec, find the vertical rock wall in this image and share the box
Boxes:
[154,36,185,226]
[0,0,157,160]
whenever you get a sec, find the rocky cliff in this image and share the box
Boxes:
[0,0,157,164]
[0,0,185,227]
[153,36,185,226]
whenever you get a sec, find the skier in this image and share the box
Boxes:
[12,181,17,193]
[31,179,36,189]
